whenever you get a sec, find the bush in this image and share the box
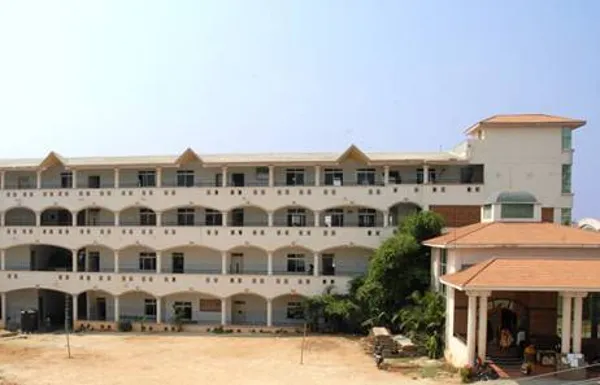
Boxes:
[118,320,133,332]
[212,326,224,334]
[459,365,473,383]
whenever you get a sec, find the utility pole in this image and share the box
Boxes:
[65,295,71,358]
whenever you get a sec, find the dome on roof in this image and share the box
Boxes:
[485,191,538,205]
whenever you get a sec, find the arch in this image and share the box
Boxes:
[118,243,157,252]
[118,205,156,226]
[388,201,422,227]
[321,203,381,212]
[161,203,220,213]
[161,244,221,254]
[162,290,221,299]
[6,286,73,295]
[77,243,115,251]
[388,201,423,211]
[117,289,156,297]
[225,203,269,213]
[75,206,115,226]
[5,242,73,252]
[40,206,73,226]
[227,291,268,300]
[317,245,374,277]
[225,204,269,227]
[226,244,269,254]
[272,205,316,227]
[320,205,384,227]
[75,288,115,297]
[160,205,220,226]
[318,244,376,254]
[272,204,314,213]
[270,292,309,301]
[4,207,36,226]
[271,244,315,254]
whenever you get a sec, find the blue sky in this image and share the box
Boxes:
[0,1,598,219]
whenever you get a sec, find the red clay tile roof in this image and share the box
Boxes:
[441,258,600,291]
[465,114,586,133]
[423,222,600,248]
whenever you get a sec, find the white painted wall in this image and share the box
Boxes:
[119,206,154,226]
[227,206,268,226]
[161,247,221,274]
[272,247,312,274]
[320,247,371,275]
[273,207,315,227]
[163,292,221,323]
[230,294,266,324]
[227,247,267,274]
[84,291,115,321]
[272,295,305,325]
[119,246,156,272]
[5,245,31,270]
[6,289,38,326]
[76,169,115,188]
[119,291,157,320]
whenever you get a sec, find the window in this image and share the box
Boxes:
[139,208,156,226]
[173,301,192,321]
[256,167,269,186]
[177,170,194,187]
[214,173,223,187]
[199,299,221,312]
[439,249,448,295]
[325,209,344,227]
[205,209,222,226]
[287,208,306,227]
[388,170,401,184]
[286,168,305,186]
[144,299,157,318]
[17,176,32,189]
[501,203,534,219]
[286,302,305,320]
[416,168,424,184]
[358,208,376,227]
[177,208,195,226]
[562,164,572,194]
[561,208,572,225]
[138,171,156,187]
[482,204,492,220]
[356,168,375,186]
[139,252,157,271]
[88,175,101,189]
[561,127,572,151]
[287,254,306,273]
[324,168,343,186]
[60,172,73,188]
[428,168,437,184]
[172,252,184,273]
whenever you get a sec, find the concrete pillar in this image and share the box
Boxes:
[221,211,228,227]
[71,211,77,227]
[71,169,77,188]
[114,250,120,273]
[561,293,573,354]
[268,166,274,187]
[114,168,120,188]
[572,293,587,354]
[221,298,227,325]
[267,212,273,227]
[383,211,389,227]
[35,212,41,227]
[478,293,490,361]
[315,166,321,186]
[267,252,273,275]
[86,292,91,320]
[267,299,273,327]
[71,249,78,272]
[221,167,227,187]
[0,249,5,271]
[156,168,162,187]
[156,297,162,324]
[155,211,162,226]
[36,170,42,189]
[72,294,78,322]
[221,251,227,274]
[1,292,6,322]
[156,251,161,274]
[0,171,4,190]
[383,166,390,186]
[114,212,120,226]
[313,253,319,276]
[423,164,429,184]
[114,296,120,322]
[0,212,3,227]
[466,292,478,365]
[314,211,320,227]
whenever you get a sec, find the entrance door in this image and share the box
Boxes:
[231,173,245,187]
[230,254,244,274]
[232,300,246,324]
[322,254,335,276]
[172,253,184,274]
[96,298,106,321]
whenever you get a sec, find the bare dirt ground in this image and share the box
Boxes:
[0,333,458,385]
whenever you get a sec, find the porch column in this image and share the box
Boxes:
[156,168,162,187]
[156,251,161,274]
[71,169,77,188]
[1,292,6,323]
[221,251,227,274]
[155,211,162,226]
[267,211,273,227]
[268,166,274,187]
[221,166,227,187]
[114,250,120,273]
[477,292,491,361]
[267,299,273,327]
[114,296,120,322]
[423,164,429,184]
[156,297,162,324]
[86,293,91,320]
[71,211,77,227]
[313,253,319,276]
[72,294,78,322]
[36,170,42,189]
[267,252,273,275]
[221,211,228,227]
[0,249,5,271]
[114,168,120,188]
[71,249,78,272]
[383,166,390,186]
[466,291,478,365]
[383,211,389,227]
[221,298,227,325]
[572,292,587,354]
[561,293,573,353]
[35,212,41,227]
[314,166,321,186]
[114,212,120,226]
[314,211,320,227]
[0,171,4,190]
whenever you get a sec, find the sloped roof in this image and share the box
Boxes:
[484,191,538,205]
[441,258,600,291]
[465,114,586,134]
[336,145,371,163]
[423,222,600,248]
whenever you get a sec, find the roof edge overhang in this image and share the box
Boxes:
[424,243,600,249]
[465,120,587,135]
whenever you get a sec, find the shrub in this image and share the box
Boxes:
[459,365,473,383]
[118,320,133,332]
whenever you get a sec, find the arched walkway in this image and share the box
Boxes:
[162,291,222,324]
[118,290,159,322]
[226,205,268,227]
[271,294,307,326]
[76,207,115,226]
[119,206,156,226]
[226,246,268,275]
[160,205,219,226]
[273,205,315,227]
[4,207,36,226]
[77,245,114,272]
[5,288,73,331]
[228,293,267,325]
[118,245,157,273]
[40,207,72,226]
[320,205,383,227]
[388,202,421,227]
[318,246,374,276]
[5,244,74,272]
[160,245,221,274]
[77,290,115,321]
[272,246,314,276]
